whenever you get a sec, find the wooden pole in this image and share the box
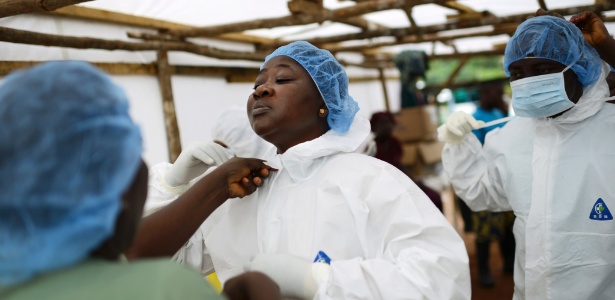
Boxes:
[378,68,391,112]
[537,0,548,10]
[433,55,469,98]
[0,27,268,61]
[156,51,182,162]
[0,0,91,18]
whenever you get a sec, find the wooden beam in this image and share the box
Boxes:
[0,26,268,61]
[325,25,516,53]
[378,68,391,112]
[433,55,469,96]
[50,6,274,45]
[440,1,477,13]
[537,0,548,10]
[0,0,91,18]
[402,6,423,41]
[286,0,388,32]
[156,51,182,162]
[296,2,615,46]
[155,0,446,38]
[0,61,260,82]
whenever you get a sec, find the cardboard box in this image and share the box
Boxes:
[417,140,444,165]
[400,143,419,166]
[392,105,439,143]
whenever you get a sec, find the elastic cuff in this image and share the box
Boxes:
[159,170,190,195]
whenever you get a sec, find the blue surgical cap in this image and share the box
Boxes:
[0,61,142,284]
[262,41,360,134]
[504,16,602,87]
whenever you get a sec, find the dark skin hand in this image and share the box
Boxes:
[125,157,275,259]
[534,9,615,64]
[223,272,282,300]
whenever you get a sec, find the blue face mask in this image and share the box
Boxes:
[511,64,575,118]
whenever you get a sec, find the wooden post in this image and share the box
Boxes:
[433,55,469,98]
[156,50,182,162]
[537,0,548,10]
[0,0,91,18]
[378,68,391,112]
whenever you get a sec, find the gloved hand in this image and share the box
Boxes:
[439,111,484,144]
[164,141,232,187]
[245,253,330,300]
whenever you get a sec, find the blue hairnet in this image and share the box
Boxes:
[0,61,142,284]
[504,16,602,87]
[262,41,359,134]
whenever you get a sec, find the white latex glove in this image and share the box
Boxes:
[439,111,484,144]
[163,141,231,187]
[364,140,377,156]
[245,253,330,300]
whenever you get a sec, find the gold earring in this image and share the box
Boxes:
[319,108,325,115]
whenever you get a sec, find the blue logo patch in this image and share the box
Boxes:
[589,198,613,221]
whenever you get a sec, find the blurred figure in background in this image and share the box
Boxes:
[370,112,403,169]
[469,80,516,287]
[371,111,443,212]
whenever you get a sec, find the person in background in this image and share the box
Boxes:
[148,41,470,299]
[468,80,516,287]
[370,111,403,169]
[606,66,615,97]
[371,111,443,211]
[440,13,615,299]
[0,61,280,300]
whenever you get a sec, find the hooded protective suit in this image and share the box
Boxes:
[442,62,615,299]
[147,115,471,299]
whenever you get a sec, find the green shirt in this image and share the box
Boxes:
[0,258,222,300]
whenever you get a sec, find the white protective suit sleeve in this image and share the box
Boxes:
[441,127,512,212]
[314,159,470,299]
[144,162,216,275]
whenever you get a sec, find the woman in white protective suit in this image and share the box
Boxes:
[147,41,471,299]
[440,14,615,299]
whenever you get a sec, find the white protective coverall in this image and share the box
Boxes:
[442,63,615,299]
[146,116,471,299]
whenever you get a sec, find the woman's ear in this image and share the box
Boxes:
[318,105,328,118]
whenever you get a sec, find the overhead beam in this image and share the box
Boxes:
[295,2,615,46]
[0,26,268,61]
[433,55,469,96]
[0,0,90,18]
[440,1,477,13]
[0,61,260,82]
[325,24,517,53]
[154,0,446,38]
[50,6,274,45]
[287,0,388,32]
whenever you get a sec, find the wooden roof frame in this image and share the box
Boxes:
[1,0,614,160]
[1,0,613,70]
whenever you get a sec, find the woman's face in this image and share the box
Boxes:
[248,56,329,153]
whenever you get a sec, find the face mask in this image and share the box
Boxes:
[511,64,575,118]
